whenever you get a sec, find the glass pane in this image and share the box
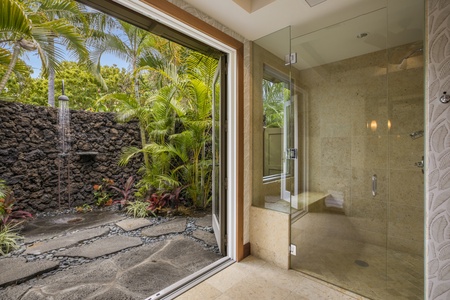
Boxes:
[387,0,424,298]
[262,75,288,178]
[252,27,294,214]
[289,1,425,298]
[290,8,390,299]
[213,69,221,218]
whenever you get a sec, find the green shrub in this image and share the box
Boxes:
[126,201,154,218]
[0,222,22,256]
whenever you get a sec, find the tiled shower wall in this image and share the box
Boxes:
[299,43,424,255]
[427,0,450,299]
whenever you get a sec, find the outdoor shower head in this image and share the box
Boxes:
[398,48,423,70]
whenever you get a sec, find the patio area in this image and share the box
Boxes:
[0,210,221,299]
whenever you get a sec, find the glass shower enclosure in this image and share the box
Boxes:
[252,0,424,299]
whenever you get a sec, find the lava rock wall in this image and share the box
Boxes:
[0,101,142,212]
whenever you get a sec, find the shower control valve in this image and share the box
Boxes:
[440,92,450,104]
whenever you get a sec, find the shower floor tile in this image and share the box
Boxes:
[291,212,424,300]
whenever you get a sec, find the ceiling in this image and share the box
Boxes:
[183,0,424,69]
[183,0,389,41]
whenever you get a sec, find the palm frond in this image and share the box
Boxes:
[0,0,32,37]
[119,146,142,166]
[0,47,29,73]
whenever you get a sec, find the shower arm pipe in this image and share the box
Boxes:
[399,48,423,64]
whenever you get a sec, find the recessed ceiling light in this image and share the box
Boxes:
[305,0,327,7]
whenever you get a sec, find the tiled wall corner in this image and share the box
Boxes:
[427,0,450,299]
[243,40,252,244]
[249,206,290,269]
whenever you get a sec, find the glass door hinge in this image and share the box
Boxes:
[285,53,297,65]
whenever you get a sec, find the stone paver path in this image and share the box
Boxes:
[116,218,152,231]
[22,211,125,244]
[192,230,216,246]
[24,227,110,255]
[58,235,143,259]
[0,211,221,299]
[195,214,213,228]
[0,258,59,288]
[141,218,186,237]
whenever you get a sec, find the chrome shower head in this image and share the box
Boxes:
[398,48,423,70]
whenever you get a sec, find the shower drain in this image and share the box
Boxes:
[354,260,369,267]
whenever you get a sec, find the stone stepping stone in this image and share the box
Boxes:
[116,218,152,231]
[192,230,217,246]
[141,218,186,237]
[23,211,126,244]
[57,236,142,259]
[0,257,59,288]
[25,227,110,255]
[195,214,212,228]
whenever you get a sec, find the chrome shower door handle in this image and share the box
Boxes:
[372,175,377,197]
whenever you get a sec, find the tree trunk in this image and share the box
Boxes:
[48,39,55,107]
[0,43,21,92]
[139,124,150,170]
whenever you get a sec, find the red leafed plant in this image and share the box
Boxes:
[0,192,33,226]
[110,176,135,208]
[146,185,187,213]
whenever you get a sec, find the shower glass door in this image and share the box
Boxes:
[289,1,424,299]
[252,27,301,214]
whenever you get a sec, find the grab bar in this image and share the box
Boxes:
[372,174,377,197]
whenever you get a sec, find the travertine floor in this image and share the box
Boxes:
[176,256,367,300]
[291,212,424,300]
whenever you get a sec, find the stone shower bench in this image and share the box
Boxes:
[293,192,330,212]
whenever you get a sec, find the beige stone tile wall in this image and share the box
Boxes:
[426,0,450,299]
[249,206,290,269]
[298,43,424,255]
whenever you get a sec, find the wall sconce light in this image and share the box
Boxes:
[370,120,377,132]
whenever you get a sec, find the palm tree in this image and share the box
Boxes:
[0,0,88,101]
[170,77,215,208]
[0,0,35,91]
[92,23,186,173]
[90,20,160,99]
[118,51,218,207]
[99,92,154,170]
[90,20,164,170]
[33,0,90,107]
